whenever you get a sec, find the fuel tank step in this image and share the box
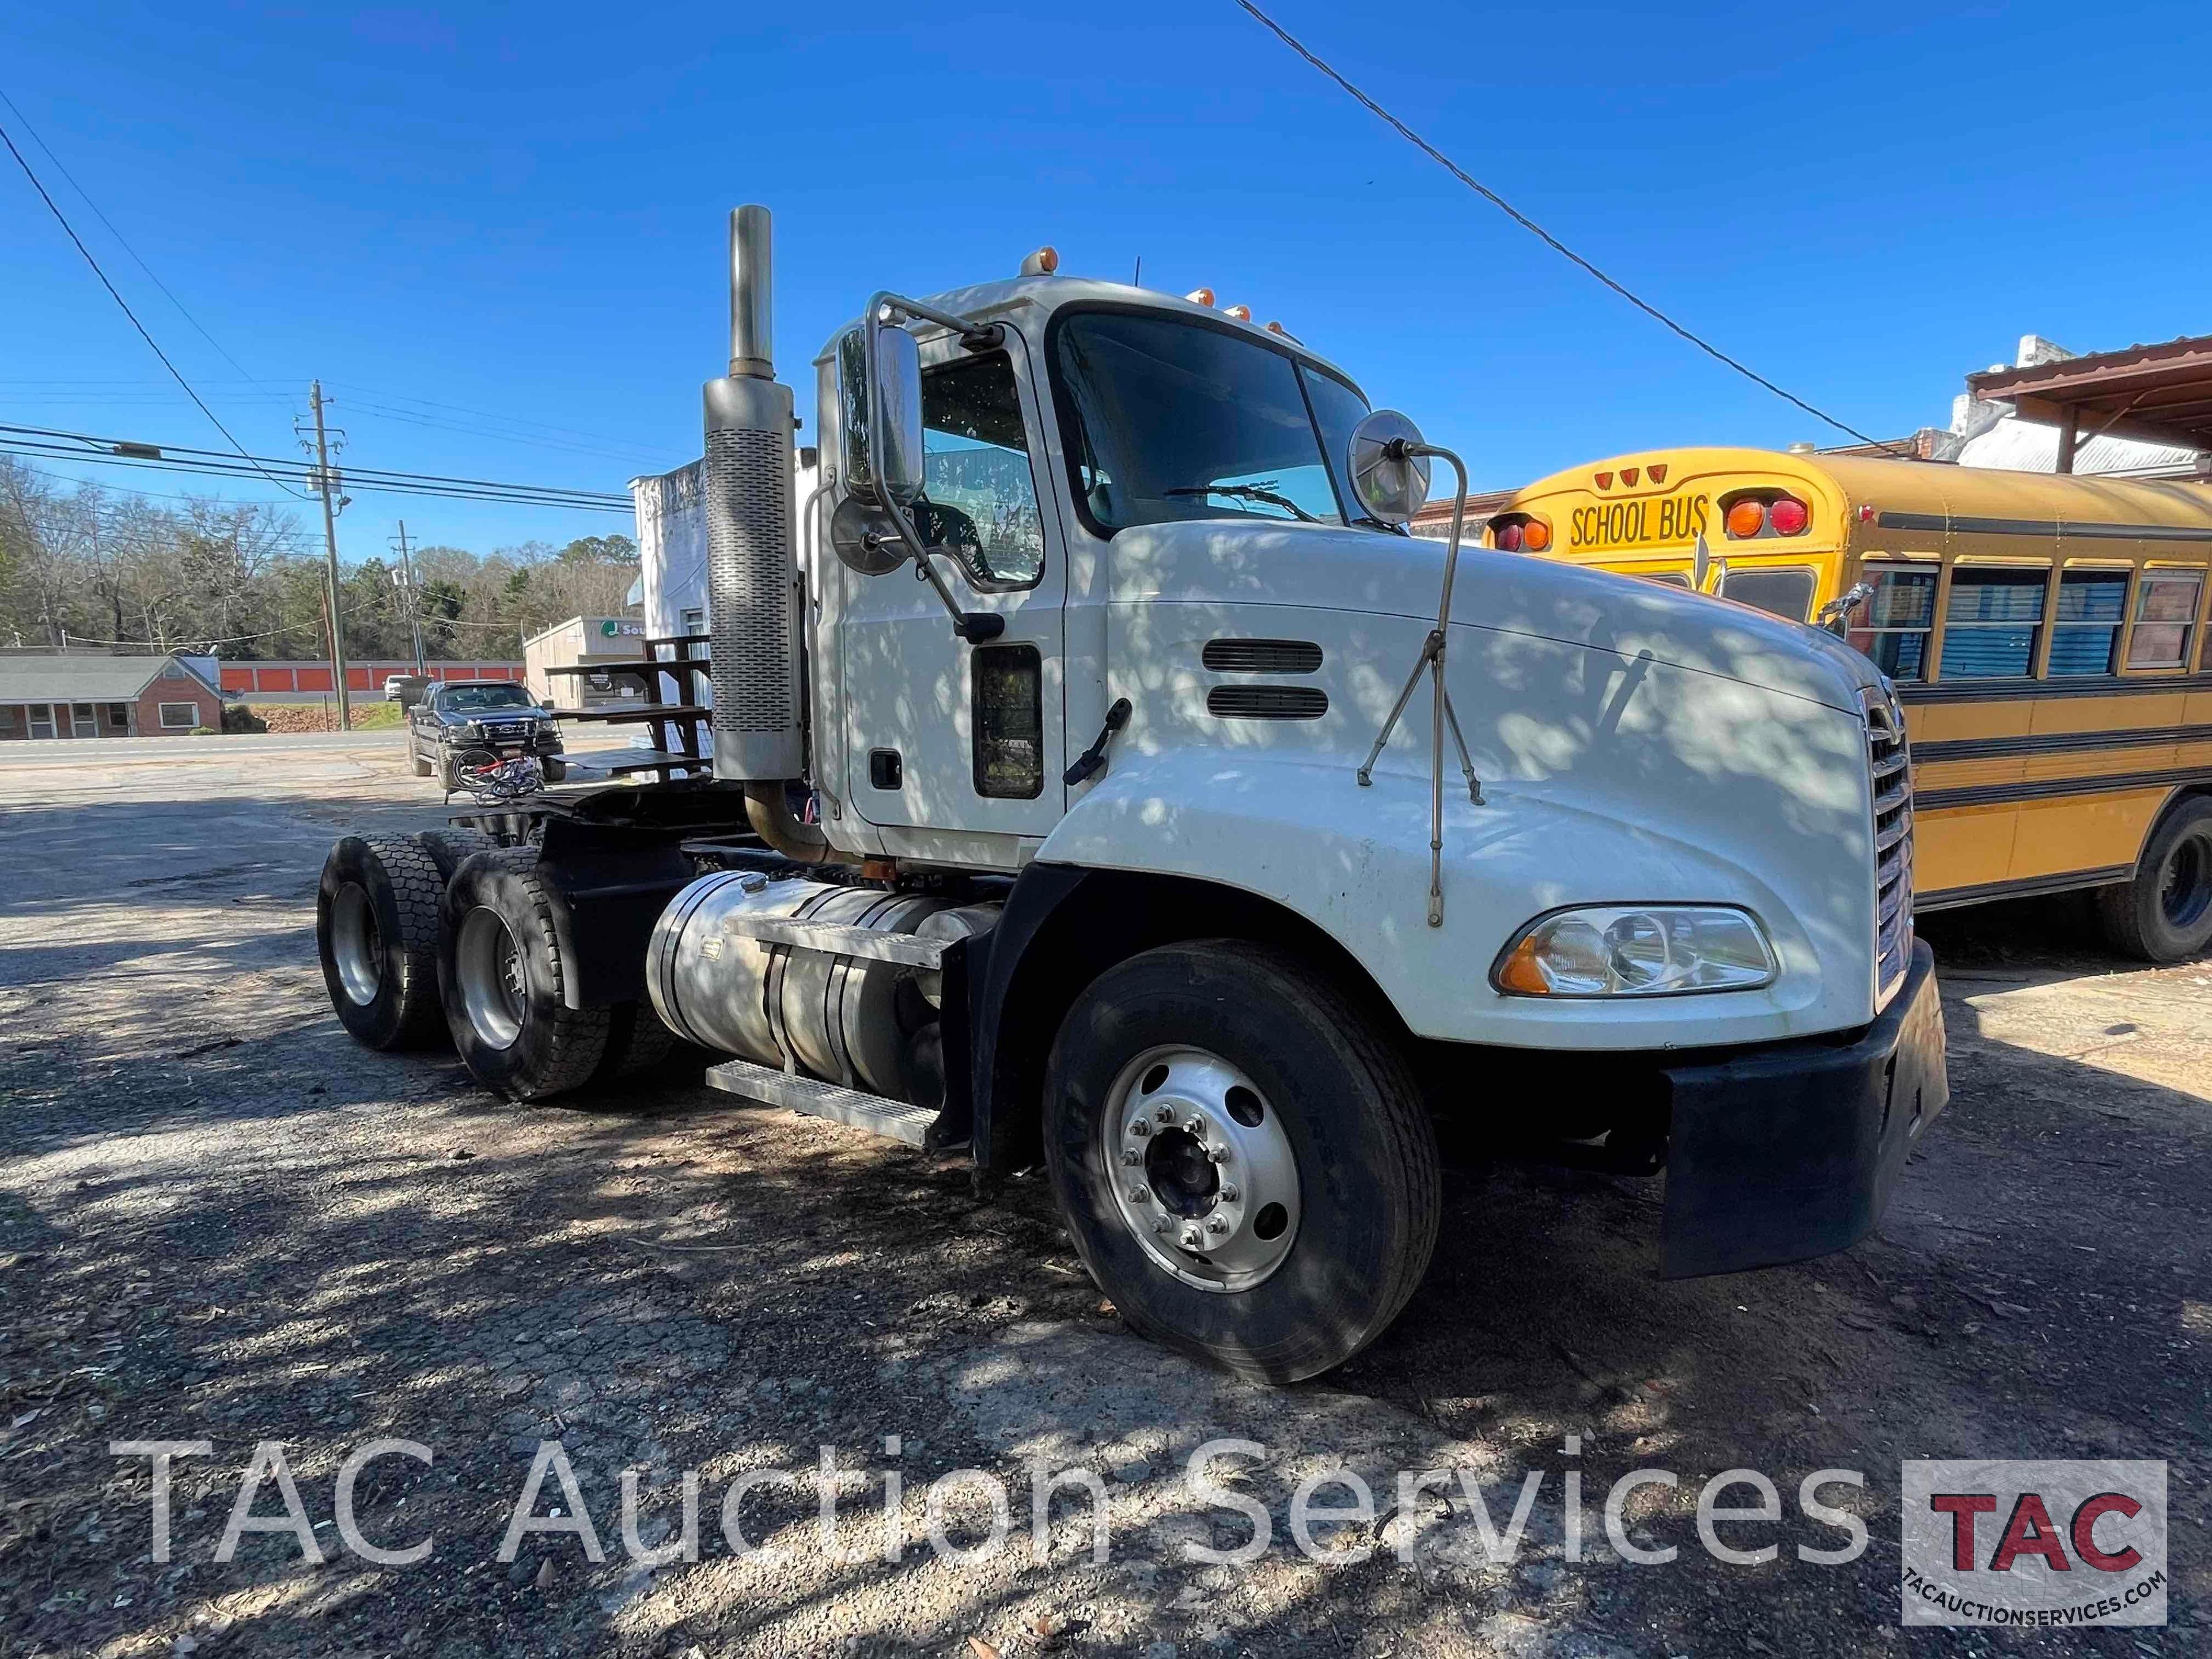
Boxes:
[702,1056,941,1148]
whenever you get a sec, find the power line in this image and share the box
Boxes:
[0,421,634,512]
[0,86,270,392]
[0,118,319,498]
[1231,0,1907,456]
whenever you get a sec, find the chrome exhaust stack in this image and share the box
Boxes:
[703,204,804,786]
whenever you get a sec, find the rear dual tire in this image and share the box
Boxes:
[317,836,448,1050]
[437,846,680,1100]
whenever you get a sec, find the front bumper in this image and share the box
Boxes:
[1660,939,1946,1278]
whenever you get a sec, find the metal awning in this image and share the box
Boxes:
[1968,335,2212,470]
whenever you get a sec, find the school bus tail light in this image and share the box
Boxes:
[1522,518,1552,551]
[1494,520,1524,551]
[1725,499,1768,539]
[1768,495,1810,536]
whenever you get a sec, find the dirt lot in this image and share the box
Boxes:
[1,734,2206,1657]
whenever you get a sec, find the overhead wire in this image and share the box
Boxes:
[1231,0,1909,456]
[0,86,270,391]
[0,421,634,512]
[0,112,320,497]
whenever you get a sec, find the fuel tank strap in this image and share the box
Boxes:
[719,914,950,968]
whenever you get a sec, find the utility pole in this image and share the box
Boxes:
[390,519,427,675]
[306,381,353,730]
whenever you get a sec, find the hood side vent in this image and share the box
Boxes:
[1202,638,1323,675]
[1208,685,1328,721]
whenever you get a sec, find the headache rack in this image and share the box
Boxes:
[1864,686,1915,1007]
[544,634,715,784]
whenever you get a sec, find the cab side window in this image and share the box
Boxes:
[919,353,1046,588]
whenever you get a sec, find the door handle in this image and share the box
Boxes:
[1063,698,1132,786]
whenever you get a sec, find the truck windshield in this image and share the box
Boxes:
[1051,309,1374,535]
[440,685,535,713]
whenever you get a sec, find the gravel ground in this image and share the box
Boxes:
[1,737,2206,1658]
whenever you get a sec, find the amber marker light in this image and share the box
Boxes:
[1522,519,1552,552]
[1725,499,1768,539]
[1185,287,1216,306]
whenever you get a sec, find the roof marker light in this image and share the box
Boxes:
[1647,463,1669,484]
[1594,471,1614,490]
[1185,287,1216,306]
[1223,304,1252,321]
[1621,466,1641,486]
[1019,245,1059,277]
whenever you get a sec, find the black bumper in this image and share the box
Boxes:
[1659,940,1947,1278]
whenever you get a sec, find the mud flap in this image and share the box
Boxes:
[1660,941,1946,1278]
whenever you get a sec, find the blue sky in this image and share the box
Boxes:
[4,2,2206,558]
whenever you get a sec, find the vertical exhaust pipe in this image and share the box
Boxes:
[702,206,845,862]
[703,205,803,785]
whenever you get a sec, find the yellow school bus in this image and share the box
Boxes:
[1493,446,2212,960]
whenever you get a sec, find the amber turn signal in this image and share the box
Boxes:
[1725,499,1768,539]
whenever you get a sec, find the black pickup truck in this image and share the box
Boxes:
[404,681,567,786]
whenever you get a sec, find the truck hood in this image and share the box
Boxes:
[1106,519,1883,717]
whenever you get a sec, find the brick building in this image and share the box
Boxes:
[0,652,226,741]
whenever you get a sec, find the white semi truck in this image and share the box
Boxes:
[316,207,1947,1382]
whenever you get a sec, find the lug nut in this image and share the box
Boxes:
[1128,1185,1152,1206]
[1120,1146,1141,1166]
[1180,1226,1204,1249]
[1154,1105,1174,1124]
[1185,1116,1207,1135]
[1219,1184,1240,1203]
[1206,1215,1229,1236]
[1131,1120,1151,1139]
[1153,1217,1173,1234]
[1206,1145,1229,1164]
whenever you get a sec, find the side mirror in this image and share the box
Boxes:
[1346,408,1432,525]
[839,318,924,513]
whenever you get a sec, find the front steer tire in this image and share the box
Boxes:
[438,847,611,1100]
[316,835,448,1051]
[1043,941,1440,1384]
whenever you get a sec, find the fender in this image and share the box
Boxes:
[1031,741,1877,1050]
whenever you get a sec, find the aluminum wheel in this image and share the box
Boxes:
[329,882,382,1006]
[454,907,526,1050]
[1102,1045,1301,1293]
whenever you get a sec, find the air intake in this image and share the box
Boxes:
[1208,685,1329,721]
[703,206,803,782]
[1202,638,1324,674]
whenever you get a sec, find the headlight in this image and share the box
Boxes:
[459,720,485,741]
[1493,906,1777,997]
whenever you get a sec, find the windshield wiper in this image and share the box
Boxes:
[1164,482,1319,523]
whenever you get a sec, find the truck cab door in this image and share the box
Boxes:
[839,329,1066,849]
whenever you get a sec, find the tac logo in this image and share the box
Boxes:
[1901,1460,2167,1628]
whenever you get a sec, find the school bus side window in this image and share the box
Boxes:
[1845,567,1937,681]
[2126,570,2205,671]
[2047,570,2130,676]
[1938,568,2046,680]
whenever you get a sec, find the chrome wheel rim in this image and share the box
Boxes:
[331,882,382,1006]
[1101,1046,1300,1294]
[456,907,526,1050]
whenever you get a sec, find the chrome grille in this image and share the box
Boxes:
[1864,686,1914,1006]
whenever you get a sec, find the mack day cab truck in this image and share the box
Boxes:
[314,206,1948,1383]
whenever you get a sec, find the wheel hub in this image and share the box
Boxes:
[1103,1047,1300,1293]
[456,907,526,1050]
[330,882,382,1006]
